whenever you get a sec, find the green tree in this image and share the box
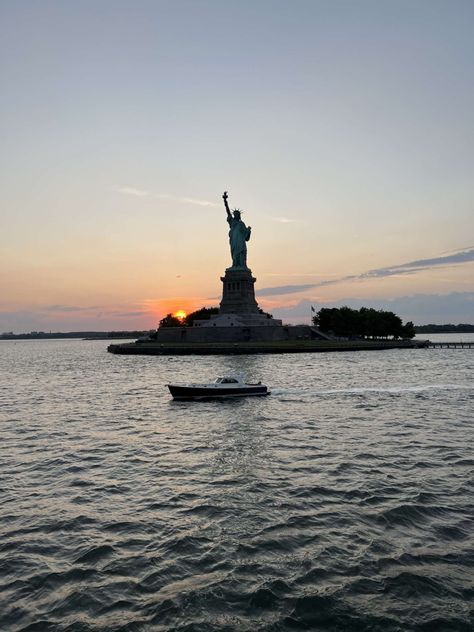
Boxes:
[184,307,219,326]
[313,306,413,339]
[360,307,378,338]
[379,311,403,338]
[159,313,183,328]
[401,321,415,339]
[313,308,337,333]
[337,306,363,337]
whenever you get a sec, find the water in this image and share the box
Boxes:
[1,340,473,631]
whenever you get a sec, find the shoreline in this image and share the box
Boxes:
[107,339,429,356]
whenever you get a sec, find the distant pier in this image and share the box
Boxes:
[428,341,474,349]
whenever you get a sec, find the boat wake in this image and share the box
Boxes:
[271,383,473,396]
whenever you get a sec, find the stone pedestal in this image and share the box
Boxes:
[219,268,259,314]
[193,266,282,329]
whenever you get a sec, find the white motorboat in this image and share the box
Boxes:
[167,374,270,399]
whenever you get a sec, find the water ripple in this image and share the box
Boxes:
[0,340,473,631]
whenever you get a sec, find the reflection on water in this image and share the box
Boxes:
[0,339,473,631]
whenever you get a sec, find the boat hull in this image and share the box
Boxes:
[168,384,269,399]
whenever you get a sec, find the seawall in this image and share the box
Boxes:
[108,339,429,355]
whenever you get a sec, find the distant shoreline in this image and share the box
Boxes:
[1,325,473,340]
[414,325,474,334]
[0,332,149,341]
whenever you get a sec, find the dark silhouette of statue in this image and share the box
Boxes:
[223,191,251,269]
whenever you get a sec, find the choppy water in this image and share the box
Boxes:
[0,340,473,631]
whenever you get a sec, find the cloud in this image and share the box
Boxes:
[113,186,149,197]
[271,292,474,325]
[360,247,474,279]
[43,305,147,317]
[157,194,219,207]
[258,283,318,297]
[44,305,100,312]
[257,247,474,297]
[115,311,148,317]
[112,187,219,207]
[0,304,155,333]
[271,216,298,223]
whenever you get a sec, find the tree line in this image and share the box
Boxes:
[414,323,474,333]
[313,306,415,339]
[157,305,415,339]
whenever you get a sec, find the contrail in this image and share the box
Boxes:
[257,247,474,297]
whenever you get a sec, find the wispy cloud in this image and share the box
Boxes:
[258,283,318,297]
[43,305,149,317]
[112,187,219,207]
[271,216,298,223]
[257,247,474,297]
[156,194,219,207]
[360,247,474,280]
[113,186,149,197]
[116,311,148,317]
[264,272,331,278]
[0,305,154,333]
[44,305,100,312]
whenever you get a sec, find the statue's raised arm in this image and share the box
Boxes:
[222,191,232,218]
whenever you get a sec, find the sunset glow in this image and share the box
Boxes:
[174,310,187,322]
[1,2,474,332]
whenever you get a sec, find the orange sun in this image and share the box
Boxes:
[174,309,187,322]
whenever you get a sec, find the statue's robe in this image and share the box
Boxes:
[227,216,251,268]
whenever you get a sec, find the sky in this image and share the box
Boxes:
[1,0,473,332]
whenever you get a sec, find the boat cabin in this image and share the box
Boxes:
[214,376,240,384]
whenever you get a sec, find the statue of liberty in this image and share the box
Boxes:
[222,191,251,269]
